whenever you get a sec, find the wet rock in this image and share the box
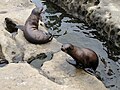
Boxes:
[0,44,5,59]
[0,0,61,62]
[27,53,47,64]
[29,52,53,69]
[41,51,107,90]
[47,0,120,48]
[0,0,107,90]
[12,53,24,63]
[0,63,67,90]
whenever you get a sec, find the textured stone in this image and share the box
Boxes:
[47,0,120,48]
[0,0,107,90]
[41,51,107,90]
[0,63,66,90]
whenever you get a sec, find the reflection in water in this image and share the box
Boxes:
[41,1,120,90]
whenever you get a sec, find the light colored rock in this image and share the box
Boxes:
[0,0,107,90]
[0,63,70,90]
[0,0,61,62]
[41,51,107,90]
[48,0,120,48]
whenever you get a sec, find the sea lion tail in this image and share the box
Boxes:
[48,32,53,41]
[15,25,25,31]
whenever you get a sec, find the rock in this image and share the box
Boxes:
[0,63,68,90]
[0,63,107,90]
[0,0,107,90]
[0,0,61,62]
[46,0,120,48]
[41,51,107,90]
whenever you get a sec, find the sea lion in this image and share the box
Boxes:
[61,43,99,74]
[24,7,53,44]
[4,8,53,44]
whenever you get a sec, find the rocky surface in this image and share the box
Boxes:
[46,0,120,48]
[0,0,107,90]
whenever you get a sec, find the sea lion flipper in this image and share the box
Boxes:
[66,59,76,65]
[16,25,25,31]
[84,68,95,75]
[66,59,83,68]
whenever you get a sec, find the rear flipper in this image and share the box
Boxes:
[84,68,96,76]
[66,59,98,77]
[15,25,25,31]
[66,59,83,69]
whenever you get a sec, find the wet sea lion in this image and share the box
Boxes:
[4,8,53,44]
[61,43,99,74]
[24,7,53,44]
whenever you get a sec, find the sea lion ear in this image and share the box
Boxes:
[68,44,74,51]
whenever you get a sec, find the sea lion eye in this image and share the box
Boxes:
[66,47,72,51]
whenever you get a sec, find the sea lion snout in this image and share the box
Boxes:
[61,45,65,52]
[61,43,74,53]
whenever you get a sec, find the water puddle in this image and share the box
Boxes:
[30,1,120,90]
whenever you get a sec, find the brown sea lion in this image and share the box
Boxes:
[61,43,99,74]
[4,8,53,44]
[24,7,53,44]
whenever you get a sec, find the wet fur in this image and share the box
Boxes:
[61,43,99,71]
[24,8,53,44]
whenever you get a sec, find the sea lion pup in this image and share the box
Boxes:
[24,7,53,44]
[61,43,99,74]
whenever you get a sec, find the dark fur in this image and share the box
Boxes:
[24,8,53,44]
[61,43,98,71]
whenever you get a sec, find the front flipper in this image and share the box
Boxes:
[84,68,96,76]
[66,59,83,69]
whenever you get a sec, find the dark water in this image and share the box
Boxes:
[34,1,120,90]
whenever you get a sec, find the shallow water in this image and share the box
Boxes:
[32,1,120,90]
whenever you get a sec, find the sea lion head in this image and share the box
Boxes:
[32,7,43,15]
[61,43,74,53]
